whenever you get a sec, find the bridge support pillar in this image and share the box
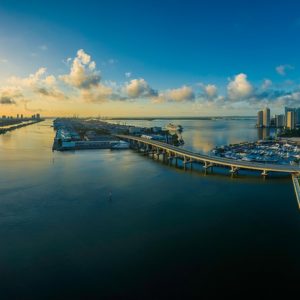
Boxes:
[229,166,239,175]
[203,161,214,170]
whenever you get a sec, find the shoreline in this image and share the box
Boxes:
[0,119,45,135]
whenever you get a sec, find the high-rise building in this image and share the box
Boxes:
[263,107,270,127]
[296,108,300,126]
[286,111,295,130]
[257,110,263,127]
[36,113,40,119]
[275,114,285,127]
[285,107,296,128]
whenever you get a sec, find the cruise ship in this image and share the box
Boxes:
[166,123,183,132]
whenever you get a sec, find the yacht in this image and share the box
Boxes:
[111,141,130,150]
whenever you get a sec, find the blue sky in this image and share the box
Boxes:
[0,0,300,116]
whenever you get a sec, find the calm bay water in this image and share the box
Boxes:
[0,119,299,299]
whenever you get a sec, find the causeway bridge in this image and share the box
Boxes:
[116,134,300,176]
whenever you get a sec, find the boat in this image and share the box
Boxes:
[166,123,183,132]
[111,141,130,150]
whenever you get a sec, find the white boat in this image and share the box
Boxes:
[166,123,183,132]
[111,141,130,150]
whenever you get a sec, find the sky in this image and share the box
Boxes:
[0,0,300,117]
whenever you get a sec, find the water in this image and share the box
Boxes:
[108,118,276,153]
[0,119,299,299]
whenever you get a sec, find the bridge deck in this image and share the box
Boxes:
[116,135,300,174]
[292,175,300,208]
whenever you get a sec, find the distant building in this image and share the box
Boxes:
[21,114,23,119]
[275,114,285,127]
[129,127,142,134]
[257,110,263,127]
[36,113,40,119]
[263,107,270,127]
[286,111,295,130]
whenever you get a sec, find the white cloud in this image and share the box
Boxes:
[8,67,47,88]
[7,67,67,101]
[0,59,8,63]
[261,79,272,90]
[276,64,294,76]
[227,73,253,100]
[125,78,157,98]
[204,84,218,97]
[153,86,195,103]
[165,86,195,102]
[80,85,113,103]
[125,72,132,78]
[60,49,101,89]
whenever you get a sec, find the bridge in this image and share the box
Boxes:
[116,134,300,176]
[116,134,300,210]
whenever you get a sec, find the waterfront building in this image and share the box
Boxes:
[257,110,263,127]
[275,114,285,127]
[285,107,296,128]
[263,107,270,127]
[286,111,295,130]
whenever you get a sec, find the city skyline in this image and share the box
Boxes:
[1,0,300,117]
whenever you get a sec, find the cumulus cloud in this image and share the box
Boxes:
[165,86,195,102]
[2,47,300,114]
[276,64,294,76]
[80,85,113,103]
[153,86,195,103]
[227,73,253,100]
[204,84,218,98]
[7,67,67,101]
[0,96,15,104]
[0,87,23,105]
[125,78,157,98]
[8,67,47,88]
[35,87,67,100]
[60,49,101,89]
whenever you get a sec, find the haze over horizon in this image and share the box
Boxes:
[1,0,300,117]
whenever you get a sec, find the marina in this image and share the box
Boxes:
[211,140,300,166]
